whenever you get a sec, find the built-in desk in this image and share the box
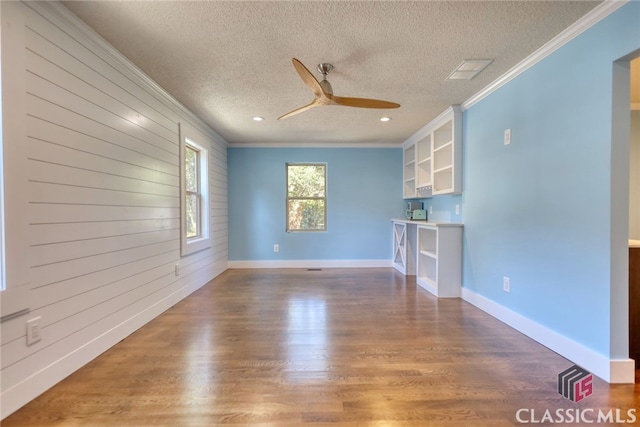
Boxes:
[391,219,463,298]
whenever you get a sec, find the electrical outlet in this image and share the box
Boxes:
[455,204,460,215]
[27,317,42,346]
[503,277,510,293]
[429,206,433,215]
[504,129,512,145]
[273,244,279,253]
[175,263,180,276]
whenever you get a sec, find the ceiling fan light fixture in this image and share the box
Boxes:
[252,116,265,122]
[447,59,493,80]
[380,117,391,122]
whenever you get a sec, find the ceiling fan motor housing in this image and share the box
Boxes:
[317,63,334,75]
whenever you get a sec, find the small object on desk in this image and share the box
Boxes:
[405,201,423,219]
[410,209,427,220]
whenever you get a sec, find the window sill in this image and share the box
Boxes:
[182,236,211,257]
[1,286,30,322]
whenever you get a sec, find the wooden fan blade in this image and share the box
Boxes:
[292,58,324,97]
[277,100,320,120]
[330,95,400,109]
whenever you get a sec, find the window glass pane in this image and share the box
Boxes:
[185,146,198,193]
[186,194,200,238]
[288,199,325,231]
[287,165,325,197]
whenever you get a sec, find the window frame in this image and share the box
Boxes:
[286,162,327,233]
[184,144,202,239]
[180,124,210,256]
[0,3,32,321]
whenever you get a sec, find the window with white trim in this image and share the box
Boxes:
[286,163,327,232]
[180,128,210,256]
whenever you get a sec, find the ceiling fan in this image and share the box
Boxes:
[278,58,401,120]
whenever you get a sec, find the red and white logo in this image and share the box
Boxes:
[558,365,593,402]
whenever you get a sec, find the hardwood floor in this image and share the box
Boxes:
[3,268,638,426]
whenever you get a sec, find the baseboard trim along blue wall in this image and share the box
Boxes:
[228,147,404,264]
[420,1,639,383]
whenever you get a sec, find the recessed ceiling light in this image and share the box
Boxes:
[447,59,493,80]
[380,117,391,122]
[252,116,265,122]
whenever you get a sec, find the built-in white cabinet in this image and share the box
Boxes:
[403,145,416,199]
[403,105,462,198]
[392,220,463,298]
[393,221,416,274]
[393,221,407,273]
[416,224,462,298]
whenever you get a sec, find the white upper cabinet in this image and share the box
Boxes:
[402,105,462,198]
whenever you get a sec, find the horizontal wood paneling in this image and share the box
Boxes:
[28,160,179,199]
[30,228,179,267]
[25,48,178,144]
[26,74,178,156]
[20,250,180,318]
[30,182,179,208]
[1,1,228,418]
[27,94,179,167]
[27,118,178,183]
[29,204,179,224]
[27,117,179,181]
[1,252,179,345]
[31,240,179,288]
[24,10,178,136]
[28,218,180,245]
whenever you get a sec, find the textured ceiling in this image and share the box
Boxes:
[62,1,601,146]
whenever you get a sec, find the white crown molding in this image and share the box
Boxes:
[461,0,628,111]
[32,1,228,147]
[401,105,460,149]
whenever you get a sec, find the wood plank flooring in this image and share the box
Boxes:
[3,268,639,426]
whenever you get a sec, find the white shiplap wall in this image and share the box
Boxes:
[0,1,228,419]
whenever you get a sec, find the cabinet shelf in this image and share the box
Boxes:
[420,249,437,259]
[433,165,453,174]
[433,140,453,153]
[417,157,431,165]
[415,224,463,298]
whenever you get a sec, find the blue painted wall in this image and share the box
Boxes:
[228,147,403,261]
[422,3,639,357]
[227,3,638,360]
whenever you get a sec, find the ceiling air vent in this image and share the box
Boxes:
[447,59,493,80]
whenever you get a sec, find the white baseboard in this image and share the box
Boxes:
[461,288,635,384]
[0,274,215,420]
[227,259,393,269]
